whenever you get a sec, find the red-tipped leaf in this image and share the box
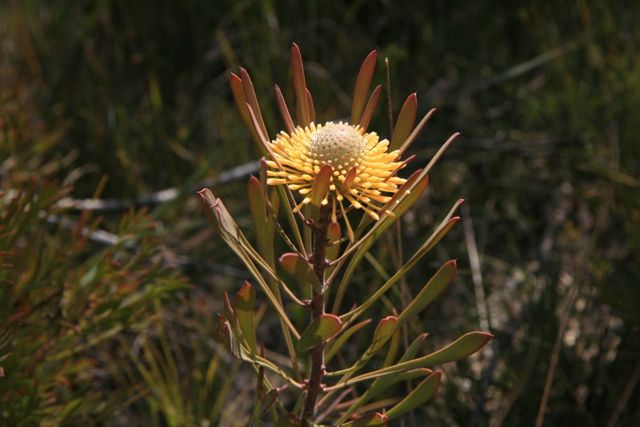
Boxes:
[351,50,378,124]
[390,93,418,150]
[359,84,382,130]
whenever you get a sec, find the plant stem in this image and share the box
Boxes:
[301,203,331,425]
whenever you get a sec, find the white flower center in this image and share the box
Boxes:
[308,123,366,171]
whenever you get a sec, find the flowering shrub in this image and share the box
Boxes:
[200,43,492,426]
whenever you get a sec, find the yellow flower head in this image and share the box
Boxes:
[230,44,428,223]
[266,122,406,220]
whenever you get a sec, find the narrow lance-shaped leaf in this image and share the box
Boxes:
[398,107,437,155]
[348,334,430,413]
[351,50,378,124]
[274,84,295,133]
[291,42,310,126]
[332,172,429,314]
[327,316,397,377]
[325,318,371,363]
[359,84,382,131]
[341,199,462,323]
[390,93,418,150]
[198,189,300,339]
[246,103,276,160]
[397,260,457,327]
[247,176,274,264]
[230,72,262,146]
[386,371,442,419]
[239,67,268,139]
[382,329,400,367]
[235,281,257,353]
[306,88,316,123]
[336,367,432,425]
[329,332,493,388]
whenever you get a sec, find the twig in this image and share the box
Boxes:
[606,356,640,427]
[55,160,260,212]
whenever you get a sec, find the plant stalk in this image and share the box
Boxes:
[301,203,331,425]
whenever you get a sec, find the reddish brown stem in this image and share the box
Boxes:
[301,203,331,425]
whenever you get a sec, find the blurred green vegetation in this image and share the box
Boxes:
[1,0,638,425]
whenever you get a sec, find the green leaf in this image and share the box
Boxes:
[332,171,429,314]
[198,189,300,339]
[247,176,274,264]
[341,199,462,322]
[342,412,388,426]
[327,316,397,377]
[326,222,342,275]
[351,50,378,124]
[390,93,418,150]
[298,314,343,352]
[235,281,257,353]
[333,332,493,387]
[366,334,429,399]
[279,252,321,293]
[397,260,457,327]
[336,335,430,424]
[325,319,372,363]
[370,316,398,353]
[382,330,400,367]
[386,371,442,419]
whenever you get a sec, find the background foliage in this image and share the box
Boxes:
[1,0,638,425]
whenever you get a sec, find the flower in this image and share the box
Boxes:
[266,121,406,220]
[230,43,427,223]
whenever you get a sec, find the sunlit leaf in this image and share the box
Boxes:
[359,85,382,130]
[235,281,257,353]
[341,199,462,322]
[397,260,457,327]
[327,316,397,377]
[386,371,442,419]
[198,189,300,339]
[298,314,343,352]
[279,252,321,293]
[291,42,310,126]
[247,176,274,264]
[390,93,418,150]
[332,332,492,387]
[351,50,378,124]
[325,318,371,363]
[274,84,295,133]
